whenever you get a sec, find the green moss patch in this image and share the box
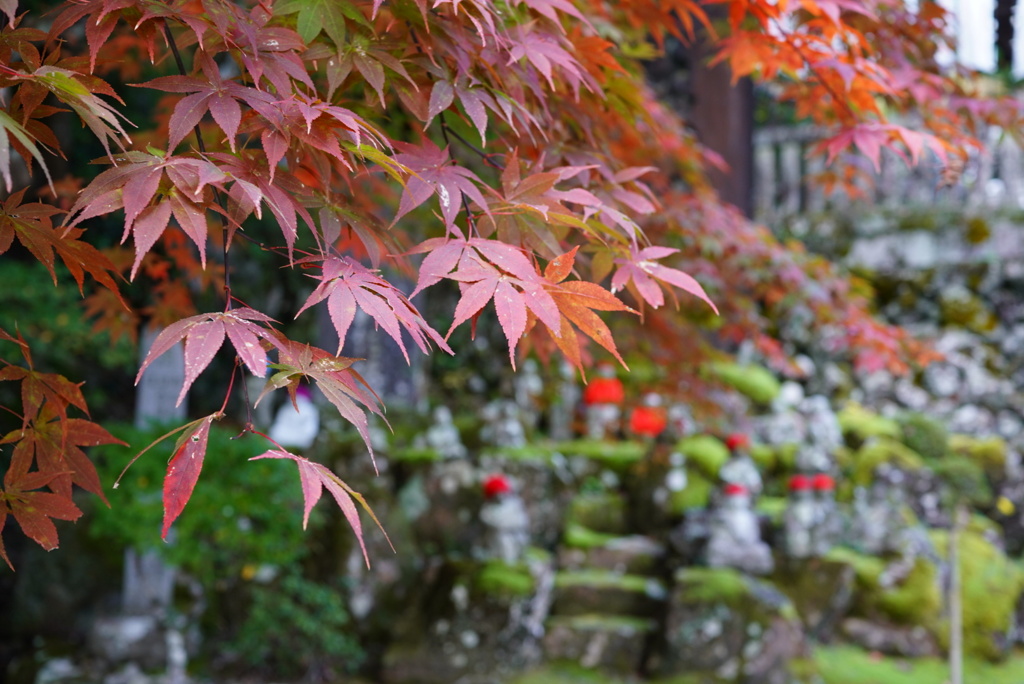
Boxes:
[838,403,901,445]
[553,439,647,469]
[930,528,1024,661]
[668,469,714,513]
[675,567,751,605]
[563,523,619,550]
[949,435,1007,479]
[675,435,729,479]
[851,437,925,485]
[815,645,1024,684]
[708,361,781,405]
[567,491,628,535]
[554,570,654,594]
[475,560,535,598]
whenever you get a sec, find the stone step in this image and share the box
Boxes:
[550,569,668,618]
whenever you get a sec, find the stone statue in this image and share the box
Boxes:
[418,405,468,459]
[783,474,816,559]
[582,363,624,440]
[479,474,531,563]
[810,473,842,557]
[514,358,544,434]
[796,395,841,473]
[549,360,580,441]
[268,384,320,449]
[719,433,763,498]
[852,465,906,555]
[481,399,527,449]
[706,483,774,575]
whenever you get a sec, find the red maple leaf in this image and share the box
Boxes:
[295,255,451,361]
[250,450,391,567]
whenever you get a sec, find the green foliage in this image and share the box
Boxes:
[851,437,925,485]
[0,260,135,412]
[707,362,781,405]
[230,569,364,677]
[89,422,305,585]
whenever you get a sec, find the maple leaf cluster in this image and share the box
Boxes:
[0,0,1015,566]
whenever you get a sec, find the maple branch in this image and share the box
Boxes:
[443,125,506,171]
[438,112,480,235]
[161,19,206,155]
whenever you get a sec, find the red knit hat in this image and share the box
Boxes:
[483,474,512,499]
[723,482,748,496]
[788,474,812,491]
[583,377,625,405]
[725,433,749,451]
[630,406,667,437]
[811,473,835,491]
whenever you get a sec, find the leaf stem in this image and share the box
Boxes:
[160,19,206,155]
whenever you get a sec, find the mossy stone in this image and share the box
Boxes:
[964,215,992,244]
[475,560,535,598]
[755,495,787,523]
[838,403,900,446]
[563,523,619,550]
[851,437,925,485]
[898,412,949,461]
[554,439,647,470]
[674,566,751,605]
[949,434,1007,479]
[567,491,628,535]
[939,288,998,333]
[875,557,941,625]
[932,456,993,506]
[931,528,1024,661]
[675,435,729,479]
[707,362,781,405]
[750,444,777,471]
[668,469,713,513]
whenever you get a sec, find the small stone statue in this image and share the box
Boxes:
[268,384,320,449]
[783,474,816,559]
[810,473,842,557]
[582,363,624,440]
[796,395,841,473]
[628,393,668,439]
[706,483,774,575]
[514,358,544,433]
[418,405,467,459]
[719,433,763,498]
[852,465,906,555]
[479,474,531,563]
[481,400,527,449]
[549,360,580,441]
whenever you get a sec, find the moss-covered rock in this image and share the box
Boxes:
[675,435,729,479]
[772,559,856,642]
[558,534,664,575]
[652,567,806,683]
[543,615,655,674]
[707,362,781,405]
[939,287,998,333]
[931,528,1024,661]
[824,547,941,629]
[554,439,647,471]
[813,644,1024,684]
[850,437,925,485]
[669,469,714,513]
[567,491,628,535]
[932,456,993,507]
[898,412,949,461]
[964,215,992,244]
[475,560,535,598]
[551,570,666,618]
[949,434,1008,480]
[838,403,900,447]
